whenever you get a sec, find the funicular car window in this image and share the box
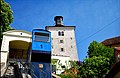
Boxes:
[34,32,49,42]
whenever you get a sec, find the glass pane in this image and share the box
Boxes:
[34,32,49,42]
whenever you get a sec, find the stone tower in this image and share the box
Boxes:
[46,16,78,61]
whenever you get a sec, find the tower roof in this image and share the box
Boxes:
[54,16,64,26]
[54,16,63,21]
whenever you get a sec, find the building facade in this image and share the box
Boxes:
[46,16,78,61]
[0,30,31,77]
[46,16,78,74]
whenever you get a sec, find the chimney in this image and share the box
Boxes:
[54,16,63,26]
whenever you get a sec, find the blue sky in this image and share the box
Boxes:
[6,0,120,61]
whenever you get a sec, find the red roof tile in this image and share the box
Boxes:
[101,36,120,46]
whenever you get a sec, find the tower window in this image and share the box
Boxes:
[62,31,64,36]
[60,48,64,52]
[20,33,22,35]
[60,40,63,43]
[58,31,61,36]
[56,18,63,25]
[58,31,64,36]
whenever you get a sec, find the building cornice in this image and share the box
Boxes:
[45,26,76,30]
[46,26,76,28]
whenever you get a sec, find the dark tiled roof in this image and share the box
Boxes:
[101,36,120,46]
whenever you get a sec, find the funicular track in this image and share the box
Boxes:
[3,62,22,78]
[2,60,31,78]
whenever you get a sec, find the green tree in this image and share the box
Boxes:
[0,0,13,39]
[88,41,115,64]
[79,56,110,78]
[78,41,115,78]
[70,61,80,70]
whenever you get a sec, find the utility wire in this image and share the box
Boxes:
[76,16,120,45]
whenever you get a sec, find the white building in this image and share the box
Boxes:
[0,30,31,77]
[46,16,78,74]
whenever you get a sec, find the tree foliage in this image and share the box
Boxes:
[0,0,13,39]
[88,41,113,57]
[78,41,115,78]
[60,61,81,78]
[60,71,79,78]
[79,56,110,78]
[70,61,81,69]
[88,41,115,63]
[60,41,115,78]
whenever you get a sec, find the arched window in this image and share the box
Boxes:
[62,31,64,36]
[58,31,61,36]
[58,31,64,36]
[60,48,64,52]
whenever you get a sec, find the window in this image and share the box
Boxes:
[60,48,64,52]
[61,65,65,69]
[34,32,49,42]
[56,18,63,25]
[61,31,64,36]
[58,31,64,36]
[58,31,61,36]
[60,40,63,43]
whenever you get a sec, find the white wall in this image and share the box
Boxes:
[52,55,71,74]
[46,26,78,61]
[0,30,32,76]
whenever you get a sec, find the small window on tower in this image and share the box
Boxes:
[62,31,64,36]
[58,31,61,36]
[60,40,63,43]
[58,31,64,36]
[60,48,64,52]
